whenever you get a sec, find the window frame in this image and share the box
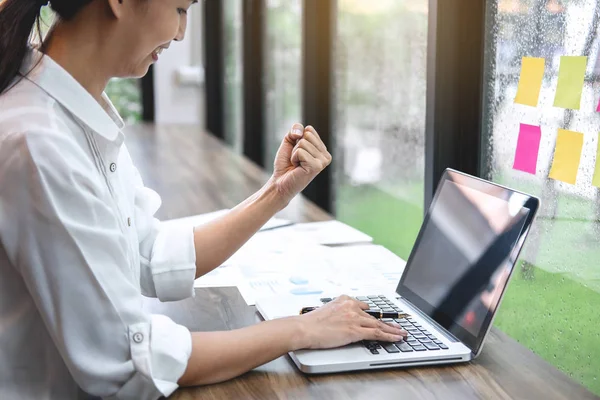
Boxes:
[204,0,489,213]
[424,0,487,210]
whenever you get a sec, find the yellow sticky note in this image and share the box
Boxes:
[592,135,600,187]
[514,57,545,107]
[553,56,588,110]
[549,129,584,185]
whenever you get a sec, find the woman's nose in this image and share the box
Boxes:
[174,18,188,42]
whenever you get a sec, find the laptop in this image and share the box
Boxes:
[256,169,539,373]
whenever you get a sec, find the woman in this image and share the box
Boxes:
[0,1,407,399]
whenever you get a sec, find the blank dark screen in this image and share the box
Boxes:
[400,180,530,343]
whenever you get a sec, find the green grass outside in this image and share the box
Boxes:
[336,184,423,260]
[336,183,600,396]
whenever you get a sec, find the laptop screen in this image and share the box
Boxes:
[396,170,538,354]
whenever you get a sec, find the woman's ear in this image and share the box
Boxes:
[106,0,125,19]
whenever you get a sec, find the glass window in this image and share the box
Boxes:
[223,0,244,153]
[263,0,303,170]
[333,0,428,260]
[39,6,55,37]
[104,79,142,124]
[483,0,599,394]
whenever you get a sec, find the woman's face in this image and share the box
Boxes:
[112,0,195,77]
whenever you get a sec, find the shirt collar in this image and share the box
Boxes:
[20,48,125,141]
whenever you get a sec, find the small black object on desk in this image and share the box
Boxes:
[300,306,410,320]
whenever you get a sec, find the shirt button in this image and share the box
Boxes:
[127,217,131,227]
[133,332,144,343]
[109,163,117,172]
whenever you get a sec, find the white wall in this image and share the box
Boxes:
[153,3,205,125]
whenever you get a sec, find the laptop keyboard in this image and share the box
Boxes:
[320,295,449,354]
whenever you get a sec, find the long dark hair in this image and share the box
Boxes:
[0,0,92,95]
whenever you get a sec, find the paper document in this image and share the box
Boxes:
[163,209,293,232]
[208,220,372,269]
[194,265,244,288]
[191,217,375,291]
[275,220,373,246]
[237,244,406,305]
[194,230,327,288]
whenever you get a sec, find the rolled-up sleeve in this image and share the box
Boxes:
[133,170,197,301]
[0,131,192,399]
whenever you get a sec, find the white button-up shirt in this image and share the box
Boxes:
[0,49,197,399]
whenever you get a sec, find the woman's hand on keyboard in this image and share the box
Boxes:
[298,295,408,349]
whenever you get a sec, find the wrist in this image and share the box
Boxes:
[262,177,291,211]
[288,315,312,351]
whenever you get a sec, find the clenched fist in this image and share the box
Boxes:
[270,123,332,205]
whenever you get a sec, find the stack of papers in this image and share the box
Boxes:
[237,244,406,305]
[168,210,402,305]
[272,220,373,246]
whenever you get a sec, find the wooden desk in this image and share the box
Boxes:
[126,124,598,400]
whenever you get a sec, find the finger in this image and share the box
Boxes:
[305,125,321,141]
[359,328,405,343]
[294,138,327,163]
[359,317,406,336]
[339,296,368,310]
[383,322,408,337]
[291,148,323,172]
[304,128,331,164]
[331,295,350,304]
[285,123,305,144]
[276,123,304,163]
[356,300,370,310]
[358,316,380,329]
[303,129,328,154]
[291,147,313,167]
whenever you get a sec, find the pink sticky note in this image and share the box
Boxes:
[513,124,542,174]
[597,97,600,112]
